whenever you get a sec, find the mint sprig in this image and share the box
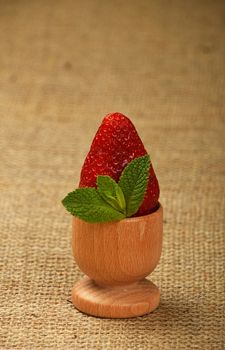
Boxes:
[62,155,151,223]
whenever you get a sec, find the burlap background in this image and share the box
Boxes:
[0,0,224,349]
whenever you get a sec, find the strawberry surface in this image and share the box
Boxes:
[79,112,160,216]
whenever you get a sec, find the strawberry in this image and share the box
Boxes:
[79,112,160,216]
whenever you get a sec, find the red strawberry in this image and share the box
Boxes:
[79,112,160,216]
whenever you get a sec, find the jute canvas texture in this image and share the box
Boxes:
[0,0,224,349]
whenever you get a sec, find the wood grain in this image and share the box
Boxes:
[71,204,163,318]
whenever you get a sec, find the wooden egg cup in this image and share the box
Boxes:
[71,204,163,318]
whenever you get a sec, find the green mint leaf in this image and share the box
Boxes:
[62,188,125,223]
[118,155,151,217]
[97,175,126,214]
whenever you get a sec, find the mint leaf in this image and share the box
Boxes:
[97,175,126,214]
[118,155,150,217]
[62,188,125,223]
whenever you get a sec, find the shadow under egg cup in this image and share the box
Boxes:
[71,204,163,318]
